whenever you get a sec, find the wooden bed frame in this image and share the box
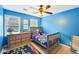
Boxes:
[30,27,60,53]
[30,27,41,33]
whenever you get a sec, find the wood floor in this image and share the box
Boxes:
[48,44,73,54]
[30,42,74,54]
[3,40,74,54]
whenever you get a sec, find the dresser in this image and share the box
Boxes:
[72,36,79,53]
[7,33,31,49]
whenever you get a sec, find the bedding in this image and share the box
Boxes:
[32,29,48,48]
[31,27,59,49]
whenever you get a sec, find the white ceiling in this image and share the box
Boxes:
[3,5,79,17]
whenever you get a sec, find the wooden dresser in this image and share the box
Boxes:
[7,33,31,50]
[71,36,79,53]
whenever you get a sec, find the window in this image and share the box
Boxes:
[5,15,20,34]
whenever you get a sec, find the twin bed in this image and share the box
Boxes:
[30,27,60,50]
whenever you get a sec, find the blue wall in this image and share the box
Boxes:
[0,6,3,51]
[41,7,79,46]
[2,9,41,47]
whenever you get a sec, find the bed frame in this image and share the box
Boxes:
[30,27,41,33]
[30,27,60,51]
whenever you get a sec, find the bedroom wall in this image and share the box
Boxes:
[41,7,79,46]
[0,6,4,51]
[2,8,41,47]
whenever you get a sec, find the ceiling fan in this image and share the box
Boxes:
[24,5,53,17]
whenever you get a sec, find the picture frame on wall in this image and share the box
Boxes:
[23,19,28,29]
[20,19,29,32]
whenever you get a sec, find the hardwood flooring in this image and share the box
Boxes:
[2,40,74,54]
[48,44,73,54]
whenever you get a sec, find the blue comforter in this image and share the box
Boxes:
[32,31,47,48]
